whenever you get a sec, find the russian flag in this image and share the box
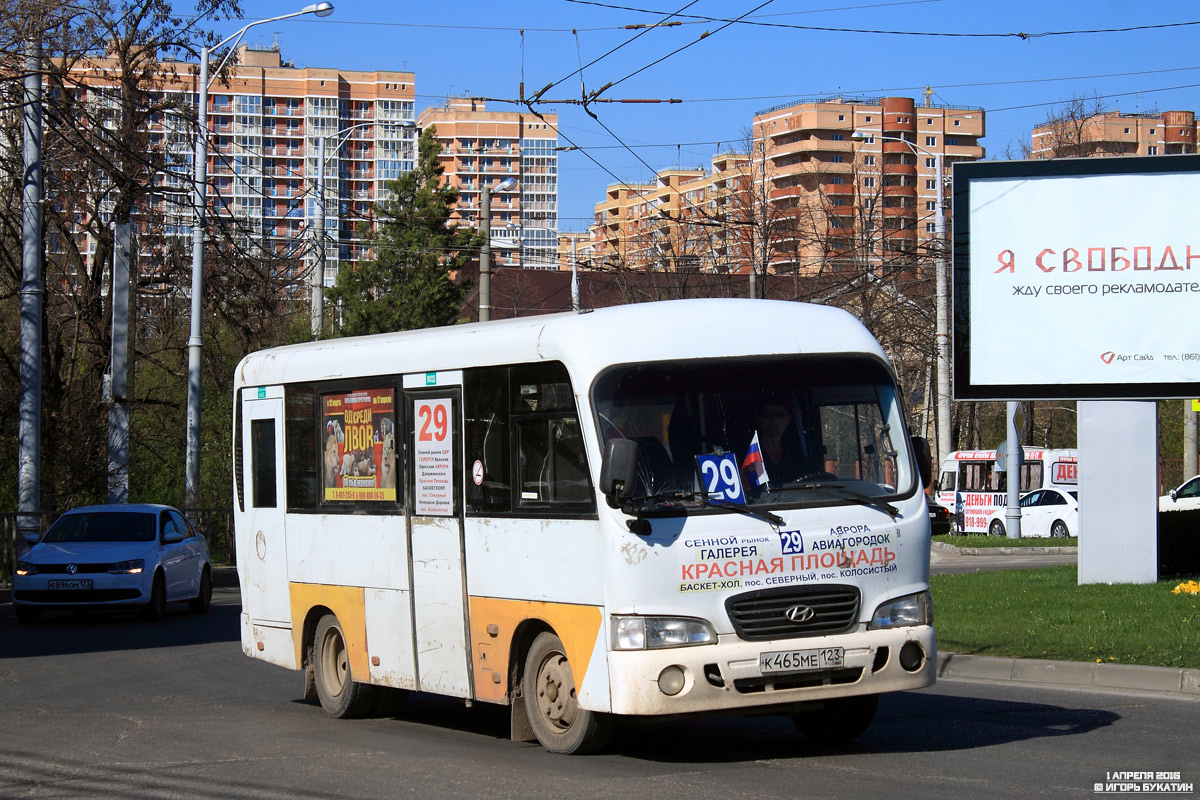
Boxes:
[742,432,770,487]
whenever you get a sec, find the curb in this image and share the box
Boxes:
[931,540,1078,556]
[938,652,1200,696]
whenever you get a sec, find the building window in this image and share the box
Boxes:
[830,176,845,185]
[863,155,875,166]
[925,136,937,146]
[1125,128,1131,134]
[925,157,936,168]
[1149,146,1159,155]
[947,137,959,146]
[862,177,875,188]
[831,154,845,163]
[831,133,845,141]
[926,200,936,211]
[926,222,936,233]
[954,120,960,126]
[838,114,845,121]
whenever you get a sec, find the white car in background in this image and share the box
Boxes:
[12,503,212,623]
[986,488,1079,539]
[1159,475,1200,512]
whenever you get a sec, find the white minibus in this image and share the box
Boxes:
[233,298,935,753]
[934,448,1078,535]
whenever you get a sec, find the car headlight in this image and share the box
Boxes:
[869,591,933,630]
[612,615,717,650]
[107,559,145,575]
[15,560,36,577]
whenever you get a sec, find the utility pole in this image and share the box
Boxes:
[107,223,131,503]
[17,39,43,554]
[479,182,492,322]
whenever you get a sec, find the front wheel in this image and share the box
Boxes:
[141,572,166,621]
[312,614,377,719]
[791,693,879,742]
[1050,520,1070,539]
[523,632,613,754]
[988,519,1006,538]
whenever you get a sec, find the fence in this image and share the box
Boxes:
[1,508,235,591]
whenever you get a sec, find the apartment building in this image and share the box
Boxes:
[417,98,559,270]
[562,95,986,275]
[64,44,416,290]
[1031,109,1198,158]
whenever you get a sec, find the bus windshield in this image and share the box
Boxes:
[593,355,914,512]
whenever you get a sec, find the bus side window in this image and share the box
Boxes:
[465,367,512,512]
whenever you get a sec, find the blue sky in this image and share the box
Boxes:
[230,0,1200,230]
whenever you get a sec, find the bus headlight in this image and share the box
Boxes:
[612,616,717,650]
[868,591,933,630]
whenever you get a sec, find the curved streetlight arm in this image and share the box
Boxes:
[186,2,334,511]
[852,128,951,466]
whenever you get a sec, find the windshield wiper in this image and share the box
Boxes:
[704,499,784,527]
[623,490,784,527]
[776,481,899,519]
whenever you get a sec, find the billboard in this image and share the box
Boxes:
[952,154,1200,400]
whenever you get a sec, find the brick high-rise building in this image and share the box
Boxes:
[562,95,986,275]
[417,98,559,270]
[62,43,417,291]
[1031,109,1198,158]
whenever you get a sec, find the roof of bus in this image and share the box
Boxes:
[234,298,889,389]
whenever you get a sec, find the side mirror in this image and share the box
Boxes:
[600,438,639,506]
[162,522,184,544]
[1171,489,1178,501]
[911,436,933,489]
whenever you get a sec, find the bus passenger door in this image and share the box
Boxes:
[406,387,471,698]
[240,389,290,625]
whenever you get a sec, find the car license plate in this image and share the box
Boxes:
[759,647,844,674]
[47,579,92,591]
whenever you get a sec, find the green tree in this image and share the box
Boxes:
[329,127,479,336]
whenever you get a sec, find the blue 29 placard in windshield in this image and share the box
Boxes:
[695,453,746,504]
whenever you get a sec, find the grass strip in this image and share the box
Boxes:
[934,534,1076,549]
[930,565,1200,668]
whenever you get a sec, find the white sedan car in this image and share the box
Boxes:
[13,504,212,623]
[1159,475,1200,512]
[986,488,1079,539]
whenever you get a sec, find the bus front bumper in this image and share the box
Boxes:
[604,625,935,717]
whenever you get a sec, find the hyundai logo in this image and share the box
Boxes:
[66,563,78,575]
[785,605,815,623]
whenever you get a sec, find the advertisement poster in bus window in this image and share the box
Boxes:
[322,389,397,502]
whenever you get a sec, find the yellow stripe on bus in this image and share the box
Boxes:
[288,583,368,678]
[468,597,602,704]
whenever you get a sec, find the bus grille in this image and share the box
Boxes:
[725,585,861,641]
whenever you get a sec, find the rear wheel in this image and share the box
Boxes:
[523,631,612,754]
[313,614,377,719]
[791,693,879,742]
[1050,520,1070,539]
[189,566,212,613]
[988,519,1006,538]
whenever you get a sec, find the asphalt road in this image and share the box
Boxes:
[1,579,1196,800]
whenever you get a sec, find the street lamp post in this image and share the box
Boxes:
[852,130,951,465]
[478,176,517,322]
[311,119,414,339]
[186,3,333,510]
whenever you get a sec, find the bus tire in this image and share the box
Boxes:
[313,614,377,719]
[988,519,1006,538]
[1051,520,1069,539]
[791,693,879,742]
[523,631,612,754]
